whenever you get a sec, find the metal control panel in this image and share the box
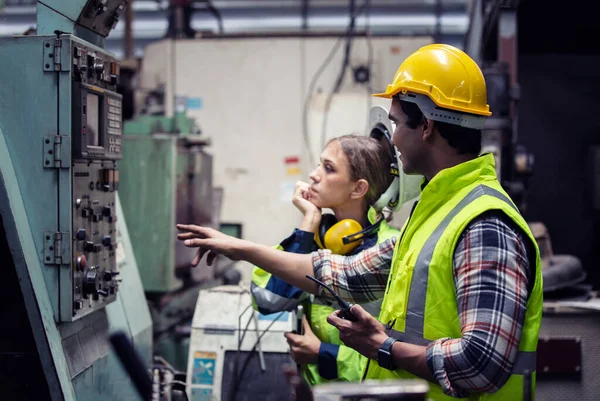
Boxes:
[72,43,123,161]
[0,2,153,399]
[70,40,122,319]
[78,0,129,37]
[71,164,119,316]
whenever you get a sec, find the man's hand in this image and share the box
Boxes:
[326,305,388,360]
[176,224,244,266]
[284,316,321,365]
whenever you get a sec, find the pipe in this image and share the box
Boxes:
[124,0,134,58]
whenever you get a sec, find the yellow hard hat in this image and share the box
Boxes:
[373,44,492,128]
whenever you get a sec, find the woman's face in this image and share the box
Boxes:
[308,140,357,209]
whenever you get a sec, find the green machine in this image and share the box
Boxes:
[120,113,214,293]
[0,1,156,400]
[119,110,240,372]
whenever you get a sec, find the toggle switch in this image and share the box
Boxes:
[102,235,112,247]
[103,270,120,281]
[84,241,95,252]
[76,229,87,241]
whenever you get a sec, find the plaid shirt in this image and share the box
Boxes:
[312,211,532,397]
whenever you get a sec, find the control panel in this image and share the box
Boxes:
[72,43,123,161]
[78,0,129,38]
[70,41,122,319]
[72,163,119,316]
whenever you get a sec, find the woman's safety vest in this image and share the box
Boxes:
[252,207,400,385]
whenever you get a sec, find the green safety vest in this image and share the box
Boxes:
[365,153,543,401]
[251,207,400,386]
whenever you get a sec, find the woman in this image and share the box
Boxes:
[251,134,400,386]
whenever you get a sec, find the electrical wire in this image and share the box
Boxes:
[364,0,374,132]
[227,298,253,401]
[230,311,286,401]
[319,0,357,151]
[302,38,346,168]
[196,0,224,34]
[302,1,369,167]
[365,0,373,93]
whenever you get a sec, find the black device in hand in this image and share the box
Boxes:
[305,275,358,322]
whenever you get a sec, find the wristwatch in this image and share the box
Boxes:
[377,336,398,370]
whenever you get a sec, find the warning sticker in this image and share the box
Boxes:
[191,387,213,401]
[192,351,217,385]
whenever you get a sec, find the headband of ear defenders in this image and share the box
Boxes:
[368,105,424,212]
[369,106,403,212]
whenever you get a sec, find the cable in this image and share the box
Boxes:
[302,38,346,167]
[365,0,374,107]
[227,297,253,401]
[230,311,286,401]
[302,1,368,167]
[197,0,224,35]
[319,0,357,151]
[109,331,153,401]
[230,305,273,401]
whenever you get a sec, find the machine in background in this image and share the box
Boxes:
[480,61,534,215]
[0,1,160,399]
[186,286,293,401]
[118,81,241,373]
[466,3,599,400]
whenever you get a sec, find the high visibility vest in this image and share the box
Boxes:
[365,154,543,401]
[252,207,400,385]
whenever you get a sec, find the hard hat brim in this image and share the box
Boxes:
[371,91,393,99]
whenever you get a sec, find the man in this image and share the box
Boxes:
[177,44,543,400]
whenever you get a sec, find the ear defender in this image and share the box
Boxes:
[314,214,364,255]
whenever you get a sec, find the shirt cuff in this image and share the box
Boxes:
[426,338,469,398]
[292,229,316,253]
[318,342,339,380]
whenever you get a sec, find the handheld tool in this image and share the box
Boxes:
[306,275,358,322]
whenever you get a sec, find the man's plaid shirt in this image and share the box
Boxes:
[312,210,533,397]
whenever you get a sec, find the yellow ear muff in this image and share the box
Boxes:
[315,213,337,250]
[323,219,363,255]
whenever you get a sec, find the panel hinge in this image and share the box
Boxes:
[43,135,71,169]
[43,38,70,72]
[44,232,71,266]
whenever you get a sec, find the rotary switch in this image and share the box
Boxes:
[83,267,99,297]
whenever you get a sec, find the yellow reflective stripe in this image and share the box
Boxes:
[404,185,518,340]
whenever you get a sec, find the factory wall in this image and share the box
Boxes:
[139,36,430,283]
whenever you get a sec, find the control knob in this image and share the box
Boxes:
[83,268,99,297]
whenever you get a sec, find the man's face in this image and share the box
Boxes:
[388,98,424,175]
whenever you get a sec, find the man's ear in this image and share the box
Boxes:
[422,118,435,142]
[351,179,369,200]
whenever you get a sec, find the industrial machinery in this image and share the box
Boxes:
[186,286,294,401]
[121,111,217,293]
[480,62,534,214]
[0,1,156,399]
[119,90,241,372]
